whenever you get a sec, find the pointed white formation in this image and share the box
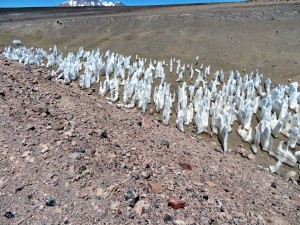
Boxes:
[237,126,253,143]
[270,160,282,173]
[12,40,22,46]
[269,141,297,167]
[2,43,300,172]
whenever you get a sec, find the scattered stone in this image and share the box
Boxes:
[84,133,91,140]
[26,124,35,131]
[175,220,186,225]
[45,198,56,207]
[77,191,89,198]
[132,173,140,180]
[110,201,120,211]
[78,165,87,174]
[53,94,61,99]
[141,171,151,179]
[163,213,173,222]
[141,117,151,128]
[134,199,150,216]
[4,211,15,219]
[21,138,26,145]
[15,185,24,193]
[41,146,49,154]
[96,187,104,197]
[148,182,163,193]
[52,123,64,131]
[203,194,209,201]
[168,198,186,209]
[109,153,117,158]
[0,177,6,189]
[239,148,248,158]
[285,171,297,179]
[68,152,81,160]
[32,104,48,114]
[63,129,75,138]
[179,162,192,170]
[289,194,299,202]
[53,179,59,186]
[160,140,170,148]
[96,187,110,198]
[107,185,117,192]
[206,181,217,187]
[21,151,30,158]
[134,200,145,216]
[26,156,35,163]
[167,185,175,191]
[76,147,86,153]
[214,146,223,153]
[125,189,139,207]
[55,207,62,214]
[103,191,110,199]
[186,217,196,224]
[271,182,277,189]
[99,130,108,138]
[247,153,256,160]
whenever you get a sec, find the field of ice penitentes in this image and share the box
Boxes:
[2,41,300,173]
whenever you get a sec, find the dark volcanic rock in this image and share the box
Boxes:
[3,211,15,219]
[45,198,56,207]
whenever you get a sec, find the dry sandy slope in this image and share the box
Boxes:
[0,57,299,224]
[0,2,300,155]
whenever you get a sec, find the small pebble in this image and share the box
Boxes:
[45,198,56,207]
[148,182,163,193]
[4,211,15,219]
[141,171,150,179]
[100,130,108,138]
[110,201,120,210]
[163,213,173,222]
[26,124,35,131]
[285,171,297,179]
[168,197,186,209]
[179,162,192,170]
[125,189,139,207]
[53,94,61,99]
[160,140,170,148]
[175,220,186,225]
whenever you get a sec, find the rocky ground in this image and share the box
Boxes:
[1,1,300,224]
[0,56,300,224]
[1,2,300,157]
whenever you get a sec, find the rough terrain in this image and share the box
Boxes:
[0,1,300,224]
[0,56,299,225]
[1,1,300,153]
